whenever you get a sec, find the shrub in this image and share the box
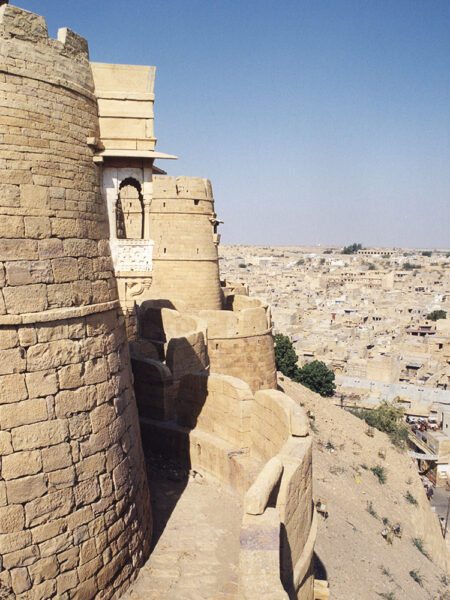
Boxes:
[421,251,432,257]
[405,491,418,506]
[404,262,420,270]
[426,309,446,321]
[238,263,247,268]
[371,465,387,484]
[366,501,378,518]
[412,537,430,559]
[348,401,409,448]
[409,570,423,586]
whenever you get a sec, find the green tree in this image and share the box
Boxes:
[421,251,432,257]
[273,334,299,379]
[295,360,336,397]
[426,309,446,321]
[342,243,362,255]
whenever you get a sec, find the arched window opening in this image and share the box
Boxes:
[117,178,144,239]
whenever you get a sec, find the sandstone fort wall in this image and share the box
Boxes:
[148,176,223,310]
[0,6,151,598]
[200,295,277,393]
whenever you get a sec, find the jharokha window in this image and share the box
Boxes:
[116,178,144,239]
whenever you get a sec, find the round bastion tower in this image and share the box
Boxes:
[148,175,223,310]
[0,5,151,599]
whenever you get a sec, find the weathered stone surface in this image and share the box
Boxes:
[0,505,25,534]
[11,420,68,451]
[6,474,47,504]
[0,397,48,429]
[0,373,27,403]
[1,450,42,480]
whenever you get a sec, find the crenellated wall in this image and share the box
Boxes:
[200,295,277,393]
[148,176,223,310]
[0,6,151,598]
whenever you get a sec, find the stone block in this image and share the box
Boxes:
[56,569,78,595]
[0,239,38,262]
[80,428,111,458]
[0,431,13,454]
[0,397,48,429]
[55,386,96,418]
[58,546,79,572]
[5,260,53,286]
[74,479,101,507]
[18,325,37,347]
[25,488,74,528]
[75,453,105,482]
[38,238,64,259]
[0,183,19,208]
[90,403,115,434]
[21,184,49,209]
[6,474,47,503]
[0,373,27,402]
[10,567,31,594]
[58,362,84,389]
[36,322,68,343]
[1,450,42,480]
[0,348,26,376]
[11,419,68,451]
[83,357,108,385]
[0,215,24,238]
[71,575,98,597]
[27,339,81,372]
[28,556,58,584]
[24,216,51,239]
[26,370,58,398]
[69,413,92,439]
[3,283,48,314]
[2,543,39,569]
[0,530,30,554]
[39,531,71,558]
[52,257,79,283]
[30,518,66,545]
[41,442,72,472]
[0,327,18,350]
[47,283,73,308]
[28,580,56,600]
[48,466,76,490]
[0,504,24,534]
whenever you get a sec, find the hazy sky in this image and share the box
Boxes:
[19,1,450,248]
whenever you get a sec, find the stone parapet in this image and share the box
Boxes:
[140,370,315,599]
[200,295,277,393]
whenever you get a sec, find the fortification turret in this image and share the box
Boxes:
[148,175,223,310]
[0,5,150,597]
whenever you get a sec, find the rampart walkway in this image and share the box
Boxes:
[121,456,242,600]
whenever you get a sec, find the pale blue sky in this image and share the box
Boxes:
[18,1,450,248]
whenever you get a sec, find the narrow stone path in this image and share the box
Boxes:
[121,457,241,600]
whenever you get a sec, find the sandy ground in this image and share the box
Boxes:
[281,376,449,600]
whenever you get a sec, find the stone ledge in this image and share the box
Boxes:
[0,299,120,325]
[208,327,272,341]
[0,66,96,102]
